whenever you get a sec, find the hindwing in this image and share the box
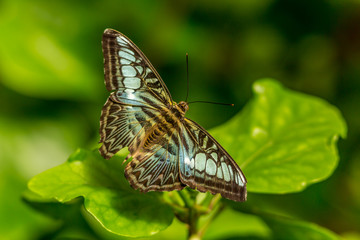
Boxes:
[124,125,185,192]
[179,119,247,202]
[99,92,160,159]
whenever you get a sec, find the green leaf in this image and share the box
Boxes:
[211,79,347,193]
[262,214,339,240]
[28,149,174,238]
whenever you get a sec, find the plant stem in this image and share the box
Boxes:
[175,191,225,240]
[178,190,193,208]
[178,190,199,239]
[198,203,225,239]
[188,205,200,240]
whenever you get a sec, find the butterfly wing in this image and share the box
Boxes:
[179,118,247,202]
[100,29,173,159]
[102,29,173,106]
[99,93,163,159]
[124,126,185,191]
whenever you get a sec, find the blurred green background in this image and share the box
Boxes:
[0,0,359,239]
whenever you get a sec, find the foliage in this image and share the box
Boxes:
[26,80,346,239]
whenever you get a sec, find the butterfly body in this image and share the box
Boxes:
[100,29,247,202]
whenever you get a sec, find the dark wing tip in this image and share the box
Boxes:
[238,185,247,202]
[218,184,247,202]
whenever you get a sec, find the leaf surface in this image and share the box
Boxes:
[211,79,347,193]
[28,149,174,237]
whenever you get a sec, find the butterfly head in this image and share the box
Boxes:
[177,101,189,115]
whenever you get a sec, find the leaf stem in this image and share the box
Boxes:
[174,191,225,240]
[198,203,225,239]
[188,204,200,240]
[178,190,194,208]
[208,194,222,210]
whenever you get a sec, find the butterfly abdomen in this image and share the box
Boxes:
[142,107,182,150]
[143,126,164,149]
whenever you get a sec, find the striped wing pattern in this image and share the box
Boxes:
[102,28,172,106]
[100,29,184,189]
[180,119,247,201]
[125,126,185,191]
[99,29,247,201]
[100,28,172,159]
[99,92,158,159]
[100,93,184,190]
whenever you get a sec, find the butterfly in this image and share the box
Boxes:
[99,29,247,202]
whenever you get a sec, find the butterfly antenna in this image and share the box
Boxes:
[185,53,189,103]
[188,100,234,107]
[184,54,233,107]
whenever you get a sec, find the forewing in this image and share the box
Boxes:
[100,29,174,159]
[124,127,184,191]
[102,28,173,106]
[99,93,161,159]
[179,118,247,202]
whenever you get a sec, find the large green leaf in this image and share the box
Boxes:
[28,149,174,238]
[211,79,347,193]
